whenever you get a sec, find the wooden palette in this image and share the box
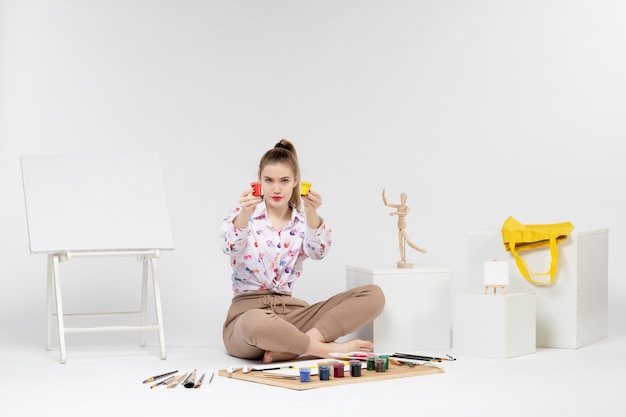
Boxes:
[218,362,444,391]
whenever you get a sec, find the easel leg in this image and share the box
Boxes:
[51,254,67,364]
[484,284,507,295]
[46,255,54,351]
[140,258,148,347]
[150,257,167,360]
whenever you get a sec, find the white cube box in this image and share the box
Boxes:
[467,229,608,349]
[346,265,450,352]
[453,292,536,359]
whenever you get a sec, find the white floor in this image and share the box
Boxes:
[3,330,625,417]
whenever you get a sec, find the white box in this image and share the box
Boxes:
[345,265,450,352]
[467,229,608,348]
[453,292,536,359]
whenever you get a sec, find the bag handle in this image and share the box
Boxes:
[507,236,558,285]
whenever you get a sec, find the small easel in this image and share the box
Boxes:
[483,260,509,296]
[484,284,507,295]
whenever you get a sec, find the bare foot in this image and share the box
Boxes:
[331,338,374,353]
[306,338,374,359]
[263,350,299,364]
[261,328,375,364]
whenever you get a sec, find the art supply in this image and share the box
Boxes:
[150,374,178,389]
[332,362,344,378]
[350,360,362,377]
[330,352,377,361]
[21,153,173,364]
[375,358,386,372]
[166,372,188,389]
[243,365,294,373]
[300,181,312,196]
[392,353,456,362]
[183,369,197,388]
[390,358,420,367]
[378,355,390,370]
[299,367,311,383]
[217,360,444,390]
[263,374,299,380]
[318,365,330,381]
[227,365,243,374]
[251,182,262,196]
[144,370,209,389]
[142,370,178,384]
[194,373,205,389]
[366,356,376,371]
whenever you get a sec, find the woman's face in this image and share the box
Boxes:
[259,162,297,209]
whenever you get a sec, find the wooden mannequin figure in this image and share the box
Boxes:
[382,188,427,268]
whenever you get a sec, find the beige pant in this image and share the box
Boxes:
[222,284,385,361]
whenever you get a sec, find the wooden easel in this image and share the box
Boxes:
[484,284,506,295]
[483,260,508,296]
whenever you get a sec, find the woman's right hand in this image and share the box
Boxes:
[233,187,262,229]
[238,187,263,214]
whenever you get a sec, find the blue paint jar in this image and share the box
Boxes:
[318,365,330,381]
[299,367,311,383]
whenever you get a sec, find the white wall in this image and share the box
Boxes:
[1,0,624,349]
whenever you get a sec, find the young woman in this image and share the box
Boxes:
[220,139,385,363]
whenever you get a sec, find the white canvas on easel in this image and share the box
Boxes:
[22,153,174,253]
[483,260,509,295]
[21,152,174,363]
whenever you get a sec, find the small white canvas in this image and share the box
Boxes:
[484,261,509,286]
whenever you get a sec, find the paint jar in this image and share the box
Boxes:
[333,362,345,378]
[299,367,311,383]
[375,358,386,372]
[318,365,331,381]
[378,355,390,370]
[251,182,262,196]
[366,356,376,371]
[349,360,362,377]
[300,181,312,196]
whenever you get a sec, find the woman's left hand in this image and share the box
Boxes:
[302,190,323,228]
[302,190,322,211]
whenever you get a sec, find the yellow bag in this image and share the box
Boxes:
[501,216,574,285]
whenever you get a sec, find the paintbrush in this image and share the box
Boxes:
[166,372,188,389]
[262,374,299,380]
[193,373,206,388]
[150,374,178,389]
[142,370,178,384]
[182,369,197,388]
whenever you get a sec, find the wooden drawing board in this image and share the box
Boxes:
[218,362,444,391]
[21,153,174,253]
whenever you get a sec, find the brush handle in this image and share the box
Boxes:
[193,373,206,389]
[183,370,197,388]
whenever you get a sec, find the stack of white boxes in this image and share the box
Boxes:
[453,228,608,359]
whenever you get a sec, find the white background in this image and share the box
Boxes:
[1,0,624,352]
